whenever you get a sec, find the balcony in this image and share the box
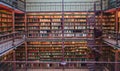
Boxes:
[0,32,25,56]
[0,0,25,11]
[103,32,120,49]
[0,61,111,71]
[107,0,120,10]
[108,0,116,9]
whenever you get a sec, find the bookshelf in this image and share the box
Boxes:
[101,44,116,61]
[15,45,26,61]
[100,43,120,71]
[27,12,92,38]
[27,41,62,61]
[118,51,120,71]
[86,12,95,38]
[0,50,14,71]
[95,12,115,39]
[15,13,25,33]
[118,12,120,35]
[16,12,92,68]
[15,44,26,69]
[103,13,115,39]
[0,10,13,35]
[15,41,88,68]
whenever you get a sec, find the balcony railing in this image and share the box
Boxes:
[107,0,120,9]
[102,31,120,49]
[0,0,25,11]
[14,0,25,11]
[108,0,116,9]
[0,32,25,56]
[0,61,119,71]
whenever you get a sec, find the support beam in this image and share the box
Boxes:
[13,50,16,71]
[25,13,27,38]
[115,50,118,71]
[12,10,16,71]
[62,0,65,62]
[12,9,15,32]
[115,8,119,45]
[12,10,15,46]
[100,9,103,56]
[25,42,28,71]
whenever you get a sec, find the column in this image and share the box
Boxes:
[13,50,16,71]
[25,42,28,71]
[115,50,118,71]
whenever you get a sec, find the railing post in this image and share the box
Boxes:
[13,50,16,71]
[25,13,27,39]
[62,0,65,63]
[100,0,103,57]
[12,9,15,46]
[115,50,118,71]
[115,9,118,45]
[25,41,28,71]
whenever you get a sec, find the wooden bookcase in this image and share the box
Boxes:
[26,12,92,38]
[15,13,25,33]
[15,44,26,61]
[27,42,62,61]
[118,52,120,71]
[86,12,95,38]
[0,50,14,71]
[15,44,26,69]
[0,10,13,35]
[95,12,115,39]
[15,41,89,68]
[103,13,115,39]
[10,12,92,68]
[103,47,117,71]
[118,11,120,37]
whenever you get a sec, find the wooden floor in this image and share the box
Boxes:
[17,69,89,71]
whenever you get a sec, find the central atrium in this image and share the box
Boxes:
[0,0,120,71]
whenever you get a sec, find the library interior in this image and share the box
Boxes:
[0,0,120,71]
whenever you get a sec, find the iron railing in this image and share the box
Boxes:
[0,0,25,11]
[0,32,25,56]
[0,61,120,71]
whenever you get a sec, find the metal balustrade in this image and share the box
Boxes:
[0,0,25,11]
[107,0,120,9]
[0,0,13,5]
[0,61,119,71]
[108,0,116,9]
[15,0,25,11]
[0,32,25,56]
[103,29,120,47]
[26,2,98,12]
